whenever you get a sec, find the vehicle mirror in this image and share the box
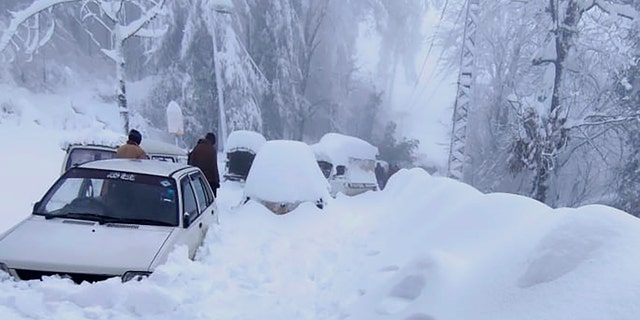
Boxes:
[336,165,346,176]
[183,212,192,228]
[32,201,41,214]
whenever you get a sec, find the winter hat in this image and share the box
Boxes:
[128,129,142,145]
[205,132,216,144]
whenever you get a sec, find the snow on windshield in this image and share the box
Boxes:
[243,140,330,203]
[224,130,267,154]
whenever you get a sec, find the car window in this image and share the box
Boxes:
[181,177,199,218]
[191,173,213,210]
[151,155,175,162]
[66,148,116,171]
[44,178,104,212]
[37,168,178,226]
[317,161,333,179]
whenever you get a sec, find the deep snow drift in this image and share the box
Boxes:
[1,81,640,320]
[1,122,640,319]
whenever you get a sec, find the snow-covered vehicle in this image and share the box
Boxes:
[223,130,266,182]
[61,134,188,174]
[311,133,379,197]
[243,140,330,215]
[0,159,217,284]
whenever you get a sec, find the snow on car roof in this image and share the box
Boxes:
[140,139,187,156]
[244,140,330,203]
[78,158,191,177]
[311,133,378,165]
[224,130,267,154]
[60,128,125,150]
[62,129,186,155]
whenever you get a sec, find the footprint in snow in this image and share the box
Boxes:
[376,274,426,315]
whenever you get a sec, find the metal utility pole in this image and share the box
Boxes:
[447,0,479,180]
[212,13,228,152]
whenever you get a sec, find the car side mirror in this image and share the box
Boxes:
[335,165,346,176]
[183,212,192,228]
[32,201,41,214]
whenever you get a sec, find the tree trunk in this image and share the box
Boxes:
[115,34,129,135]
[532,0,576,204]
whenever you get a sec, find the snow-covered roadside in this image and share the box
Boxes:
[0,123,64,234]
[2,164,640,320]
[1,84,640,319]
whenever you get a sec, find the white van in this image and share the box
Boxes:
[61,139,188,174]
[0,159,216,283]
[311,133,379,197]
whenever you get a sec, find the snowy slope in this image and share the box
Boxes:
[1,85,640,320]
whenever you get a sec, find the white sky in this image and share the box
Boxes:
[0,113,639,319]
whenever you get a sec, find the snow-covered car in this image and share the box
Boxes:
[61,138,188,174]
[0,159,217,284]
[223,130,267,182]
[311,133,379,197]
[243,140,330,215]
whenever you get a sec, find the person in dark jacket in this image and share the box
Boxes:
[188,132,220,196]
[375,162,386,190]
[116,129,148,159]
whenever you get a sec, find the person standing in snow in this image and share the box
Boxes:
[116,129,148,159]
[188,132,220,197]
[375,162,386,190]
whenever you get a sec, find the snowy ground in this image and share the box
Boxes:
[1,86,640,320]
[1,122,640,320]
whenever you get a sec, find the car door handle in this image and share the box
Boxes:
[199,222,203,229]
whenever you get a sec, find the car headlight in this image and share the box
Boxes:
[121,271,151,283]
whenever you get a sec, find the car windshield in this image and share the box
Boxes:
[35,168,179,226]
[65,148,116,171]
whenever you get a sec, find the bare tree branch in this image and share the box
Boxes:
[0,0,80,54]
[121,0,166,42]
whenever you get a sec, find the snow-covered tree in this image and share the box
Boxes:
[143,0,266,147]
[79,0,167,134]
[438,0,637,206]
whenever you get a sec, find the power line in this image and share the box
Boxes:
[407,0,466,110]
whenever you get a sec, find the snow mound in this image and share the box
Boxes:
[312,132,378,165]
[244,140,330,203]
[224,130,266,154]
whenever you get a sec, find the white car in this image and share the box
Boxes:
[311,133,379,197]
[243,140,331,214]
[61,139,189,175]
[0,159,216,283]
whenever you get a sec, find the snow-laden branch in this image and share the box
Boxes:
[99,0,120,22]
[134,24,168,38]
[121,0,167,41]
[0,0,80,54]
[582,0,638,20]
[568,114,640,130]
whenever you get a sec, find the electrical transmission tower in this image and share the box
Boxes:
[447,0,479,180]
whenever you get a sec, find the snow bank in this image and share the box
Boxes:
[342,169,640,320]
[1,117,640,320]
[1,159,640,320]
[0,123,64,234]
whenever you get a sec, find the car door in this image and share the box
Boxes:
[179,175,204,259]
[189,172,216,240]
[178,172,216,259]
